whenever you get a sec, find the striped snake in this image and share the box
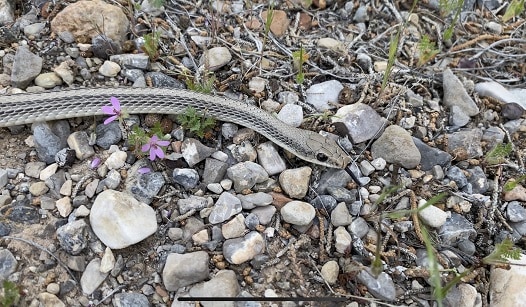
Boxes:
[0,87,352,169]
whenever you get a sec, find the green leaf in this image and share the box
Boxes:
[483,238,522,264]
[502,0,525,22]
[485,143,512,165]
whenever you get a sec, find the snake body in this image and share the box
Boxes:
[0,87,351,169]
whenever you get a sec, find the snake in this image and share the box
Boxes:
[0,87,351,169]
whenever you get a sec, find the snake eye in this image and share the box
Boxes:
[316,153,328,162]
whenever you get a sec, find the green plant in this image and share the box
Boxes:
[292,47,308,84]
[1,281,20,307]
[504,175,526,191]
[177,107,216,138]
[417,35,440,66]
[142,31,161,60]
[184,70,216,94]
[150,0,165,9]
[502,0,525,22]
[485,143,513,165]
[439,0,464,40]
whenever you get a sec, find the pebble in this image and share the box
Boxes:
[446,166,469,188]
[417,199,448,228]
[227,161,269,192]
[238,192,273,209]
[67,131,95,160]
[96,121,122,149]
[445,128,483,160]
[321,260,340,284]
[34,72,63,88]
[277,104,304,127]
[56,219,88,255]
[90,190,157,249]
[56,197,72,217]
[334,226,352,253]
[438,213,476,246]
[475,81,521,106]
[11,46,43,89]
[317,37,346,53]
[208,192,242,224]
[181,138,215,167]
[200,47,232,71]
[490,254,526,306]
[125,160,165,204]
[333,103,388,144]
[506,201,526,222]
[250,205,276,225]
[172,168,200,190]
[0,249,17,279]
[280,201,316,226]
[260,10,290,37]
[222,214,246,239]
[371,125,421,169]
[202,158,229,184]
[36,293,65,307]
[412,138,452,171]
[331,202,353,226]
[442,68,479,116]
[113,293,150,307]
[279,167,311,199]
[305,80,344,111]
[163,251,209,291]
[80,258,109,295]
[104,150,127,169]
[357,269,396,301]
[256,142,287,176]
[223,231,265,264]
[32,121,70,164]
[98,60,121,77]
[189,270,241,299]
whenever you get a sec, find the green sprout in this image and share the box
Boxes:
[292,47,308,84]
[502,0,525,22]
[0,281,20,307]
[177,107,216,138]
[417,35,440,66]
[485,143,513,165]
[142,31,161,61]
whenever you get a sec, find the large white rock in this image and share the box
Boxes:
[90,190,157,249]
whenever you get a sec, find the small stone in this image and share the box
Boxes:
[163,251,209,291]
[321,261,339,284]
[80,258,109,295]
[334,226,352,253]
[200,47,232,71]
[277,104,304,127]
[279,167,311,199]
[331,202,353,227]
[223,231,265,264]
[280,201,316,226]
[98,60,121,77]
[418,199,448,228]
[372,125,421,169]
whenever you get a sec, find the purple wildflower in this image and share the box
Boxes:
[90,157,101,169]
[141,135,171,161]
[101,96,122,125]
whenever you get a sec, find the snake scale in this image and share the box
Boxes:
[0,87,351,169]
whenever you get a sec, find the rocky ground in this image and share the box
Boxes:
[0,0,526,306]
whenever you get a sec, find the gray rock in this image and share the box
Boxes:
[315,169,352,194]
[250,205,276,225]
[467,166,489,194]
[371,125,421,169]
[326,186,357,204]
[163,251,209,291]
[56,219,88,255]
[173,168,200,189]
[332,103,387,144]
[256,142,287,176]
[507,201,526,223]
[11,46,43,89]
[280,201,315,226]
[101,169,121,190]
[229,141,257,162]
[226,161,269,192]
[446,166,468,188]
[222,214,246,239]
[113,293,149,307]
[445,128,483,160]
[145,72,185,88]
[412,138,452,171]
[90,190,157,249]
[311,195,338,212]
[353,6,369,22]
[244,213,260,230]
[177,196,209,214]
[449,105,471,128]
[67,131,95,160]
[96,121,122,149]
[444,284,479,307]
[125,160,165,204]
[209,192,242,224]
[80,258,109,295]
[457,239,476,255]
[223,231,265,264]
[357,268,396,301]
[32,121,70,164]
[200,47,232,71]
[438,213,476,246]
[181,138,215,167]
[202,158,229,184]
[418,200,448,228]
[189,270,241,306]
[442,68,479,116]
[238,192,273,210]
[0,0,15,24]
[110,54,149,69]
[0,249,17,279]
[1,200,39,223]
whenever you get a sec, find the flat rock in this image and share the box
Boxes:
[90,190,157,249]
[371,125,421,169]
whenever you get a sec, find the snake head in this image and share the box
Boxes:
[304,132,351,169]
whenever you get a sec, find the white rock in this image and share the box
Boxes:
[98,60,121,77]
[100,247,115,273]
[490,254,526,306]
[334,226,352,253]
[90,190,157,249]
[418,199,448,228]
[200,47,232,71]
[277,104,304,127]
[105,150,127,170]
[80,258,108,295]
[280,201,315,225]
[305,80,344,111]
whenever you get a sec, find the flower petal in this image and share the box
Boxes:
[110,96,121,112]
[157,140,170,147]
[141,143,151,153]
[104,115,118,125]
[154,147,165,159]
[149,149,156,160]
[138,167,151,174]
[150,135,159,143]
[101,105,115,115]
